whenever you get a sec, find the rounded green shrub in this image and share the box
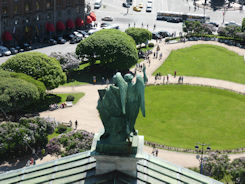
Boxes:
[66,95,75,101]
[1,52,66,90]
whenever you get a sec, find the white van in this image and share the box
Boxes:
[94,0,102,9]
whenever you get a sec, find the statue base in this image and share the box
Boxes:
[91,131,144,177]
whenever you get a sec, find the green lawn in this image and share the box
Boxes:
[135,85,245,150]
[48,127,72,141]
[154,44,245,84]
[55,93,85,105]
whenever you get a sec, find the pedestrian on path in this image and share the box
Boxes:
[134,22,136,27]
[141,22,144,27]
[174,71,177,78]
[153,52,156,58]
[159,53,162,60]
[93,76,96,84]
[75,120,78,130]
[147,24,149,29]
[128,23,130,28]
[156,149,159,157]
[153,24,156,31]
[167,75,169,83]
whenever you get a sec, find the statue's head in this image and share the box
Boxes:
[124,73,133,83]
[113,72,122,86]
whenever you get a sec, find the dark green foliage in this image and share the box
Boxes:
[125,28,152,45]
[0,77,40,114]
[203,153,245,183]
[66,95,75,101]
[56,124,67,134]
[183,21,213,35]
[0,70,46,98]
[148,43,154,47]
[1,52,66,90]
[76,29,138,71]
[218,26,242,38]
[242,18,245,32]
[0,117,55,160]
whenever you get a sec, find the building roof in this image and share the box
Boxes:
[0,151,222,184]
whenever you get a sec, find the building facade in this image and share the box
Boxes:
[0,0,85,44]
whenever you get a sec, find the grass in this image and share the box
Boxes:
[135,85,245,150]
[48,127,72,141]
[153,44,245,84]
[55,93,85,105]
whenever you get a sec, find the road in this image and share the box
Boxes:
[0,0,244,65]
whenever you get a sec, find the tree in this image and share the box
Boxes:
[0,77,40,114]
[0,69,46,98]
[125,28,152,46]
[1,52,66,90]
[50,52,80,72]
[242,18,245,32]
[76,29,138,71]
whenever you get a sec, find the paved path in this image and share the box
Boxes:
[39,41,245,168]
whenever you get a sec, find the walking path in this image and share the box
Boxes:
[39,41,245,168]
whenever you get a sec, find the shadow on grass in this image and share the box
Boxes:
[66,62,119,85]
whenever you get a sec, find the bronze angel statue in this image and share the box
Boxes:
[97,66,147,146]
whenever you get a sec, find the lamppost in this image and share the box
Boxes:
[23,135,38,160]
[195,143,211,174]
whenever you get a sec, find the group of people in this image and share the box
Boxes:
[92,76,110,85]
[178,76,184,84]
[49,103,67,110]
[26,157,36,167]
[152,147,159,157]
[68,120,78,130]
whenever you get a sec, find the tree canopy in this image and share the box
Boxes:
[76,29,138,71]
[1,52,66,90]
[0,69,46,98]
[125,28,152,45]
[242,18,245,32]
[0,77,40,114]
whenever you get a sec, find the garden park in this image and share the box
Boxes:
[0,28,245,182]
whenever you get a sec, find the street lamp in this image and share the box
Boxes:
[195,143,211,174]
[23,135,38,159]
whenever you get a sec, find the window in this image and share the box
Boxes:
[25,3,30,12]
[46,0,51,9]
[36,1,40,11]
[14,5,18,14]
[2,7,8,15]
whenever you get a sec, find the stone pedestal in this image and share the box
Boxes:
[91,132,144,177]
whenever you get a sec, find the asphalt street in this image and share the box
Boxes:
[0,0,244,65]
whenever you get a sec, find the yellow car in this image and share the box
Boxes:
[133,6,141,12]
[138,3,144,8]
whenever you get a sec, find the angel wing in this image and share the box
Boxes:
[113,72,128,114]
[134,74,145,117]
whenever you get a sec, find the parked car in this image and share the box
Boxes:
[0,52,3,57]
[157,31,171,38]
[138,3,143,8]
[56,37,66,44]
[208,22,219,27]
[88,28,102,35]
[167,17,181,23]
[66,34,75,41]
[146,7,152,12]
[101,16,113,21]
[73,31,83,38]
[15,46,24,52]
[101,22,111,28]
[225,21,240,27]
[152,32,162,40]
[70,37,79,44]
[77,30,89,38]
[0,46,11,56]
[94,0,102,9]
[48,38,57,45]
[22,43,32,51]
[9,47,18,55]
[122,2,130,8]
[133,6,141,12]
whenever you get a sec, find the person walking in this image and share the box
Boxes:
[93,76,96,84]
[153,24,156,31]
[75,120,78,130]
[134,22,136,27]
[167,75,169,83]
[159,53,162,60]
[147,24,149,29]
[174,71,177,78]
[141,22,144,27]
[155,149,159,157]
[162,76,165,84]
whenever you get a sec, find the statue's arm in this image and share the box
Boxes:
[143,64,148,84]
